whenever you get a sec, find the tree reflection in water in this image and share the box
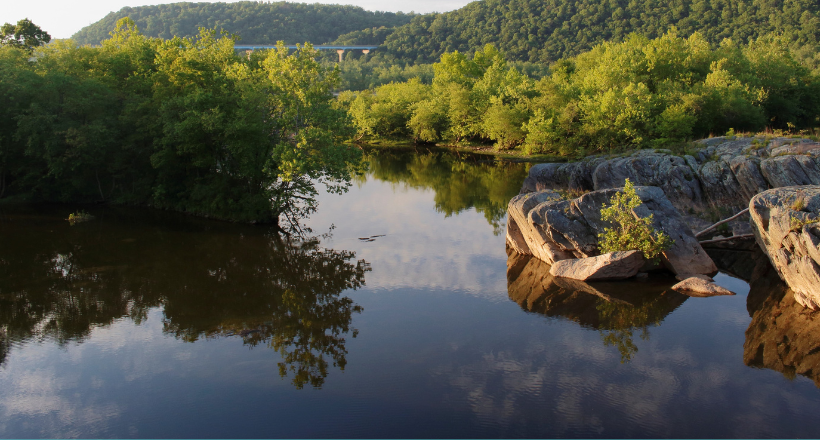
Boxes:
[358,147,530,234]
[0,206,368,389]
[506,249,688,362]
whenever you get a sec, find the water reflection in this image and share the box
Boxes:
[744,254,820,387]
[0,206,368,388]
[506,250,687,362]
[358,148,530,233]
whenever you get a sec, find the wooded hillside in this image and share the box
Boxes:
[71,1,414,46]
[373,0,820,64]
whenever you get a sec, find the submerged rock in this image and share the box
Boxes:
[749,185,820,310]
[549,250,644,281]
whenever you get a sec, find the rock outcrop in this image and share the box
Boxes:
[507,185,717,276]
[549,250,644,281]
[749,186,820,309]
[521,136,820,234]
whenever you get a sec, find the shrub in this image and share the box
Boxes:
[598,179,673,262]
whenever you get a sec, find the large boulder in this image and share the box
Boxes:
[592,151,705,212]
[519,137,820,222]
[749,185,820,309]
[549,250,644,281]
[506,185,718,276]
[759,155,820,188]
[521,161,600,194]
[506,189,572,262]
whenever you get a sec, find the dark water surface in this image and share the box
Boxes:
[2,148,820,438]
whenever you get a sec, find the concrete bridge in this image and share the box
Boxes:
[234,44,378,62]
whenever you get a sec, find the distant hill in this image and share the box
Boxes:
[71,1,414,46]
[369,0,820,63]
[73,0,820,67]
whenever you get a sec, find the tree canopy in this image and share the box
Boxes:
[1,18,360,225]
[364,0,820,66]
[71,2,414,46]
[341,32,820,155]
[0,18,51,52]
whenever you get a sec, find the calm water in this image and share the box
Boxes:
[2,148,820,438]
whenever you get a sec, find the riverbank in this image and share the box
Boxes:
[354,139,563,163]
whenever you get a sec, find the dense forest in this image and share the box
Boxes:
[1,18,360,224]
[375,0,820,65]
[71,1,414,46]
[72,0,820,68]
[341,32,820,154]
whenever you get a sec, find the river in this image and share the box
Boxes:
[1,147,820,437]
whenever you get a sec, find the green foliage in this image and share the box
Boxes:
[1,20,360,225]
[67,210,94,224]
[790,216,819,232]
[346,78,433,140]
[597,179,673,262]
[342,32,820,153]
[344,44,538,149]
[72,2,414,46]
[0,19,50,52]
[378,0,820,65]
[333,57,434,91]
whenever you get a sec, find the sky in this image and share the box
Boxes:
[2,0,474,40]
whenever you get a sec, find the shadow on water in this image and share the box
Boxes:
[506,249,687,362]
[358,147,530,234]
[0,204,369,389]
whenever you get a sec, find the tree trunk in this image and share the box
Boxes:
[96,170,105,201]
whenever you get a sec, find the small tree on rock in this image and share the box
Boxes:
[598,179,673,262]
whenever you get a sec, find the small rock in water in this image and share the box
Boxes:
[672,276,736,297]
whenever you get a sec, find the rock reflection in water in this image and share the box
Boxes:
[507,249,687,362]
[744,256,820,387]
[704,243,820,387]
[0,206,369,389]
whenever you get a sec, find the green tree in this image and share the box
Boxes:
[259,42,359,225]
[0,46,42,199]
[0,19,50,52]
[598,179,673,262]
[1,20,361,225]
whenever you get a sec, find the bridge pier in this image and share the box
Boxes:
[337,49,345,63]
